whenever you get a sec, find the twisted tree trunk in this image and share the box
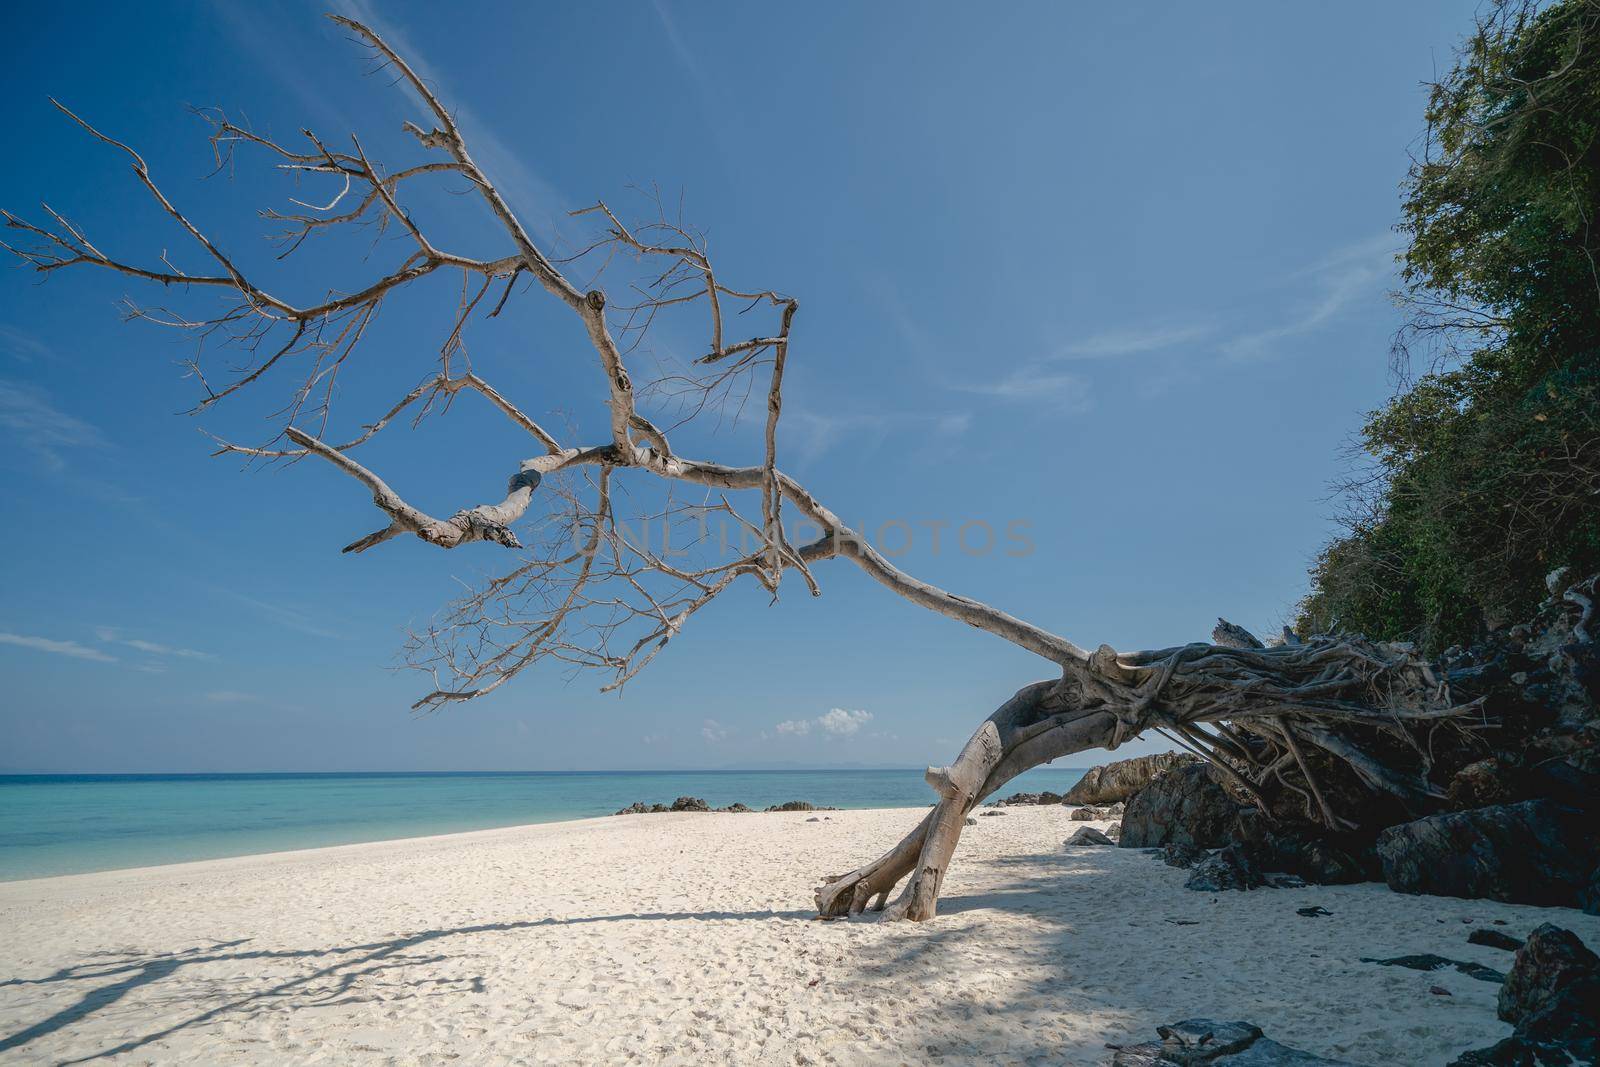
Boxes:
[817,629,1476,921]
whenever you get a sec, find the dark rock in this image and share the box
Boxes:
[1064,752,1198,806]
[1111,1018,1354,1065]
[1449,758,1515,810]
[979,809,1006,817]
[1069,806,1105,821]
[1241,828,1374,886]
[1376,800,1594,906]
[1184,845,1264,892]
[998,790,1064,806]
[1107,800,1126,815]
[1161,842,1207,869]
[1122,764,1244,849]
[717,802,753,813]
[1469,929,1526,952]
[1586,865,1600,916]
[613,801,649,815]
[1106,824,1122,842]
[1451,924,1600,1066]
[764,800,836,812]
[669,796,710,812]
[1297,906,1332,917]
[964,816,977,826]
[805,816,820,822]
[1499,924,1600,1026]
[1065,826,1115,847]
[1360,954,1505,984]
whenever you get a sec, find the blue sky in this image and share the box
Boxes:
[0,1,1477,772]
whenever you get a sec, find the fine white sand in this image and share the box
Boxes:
[2,806,1597,1065]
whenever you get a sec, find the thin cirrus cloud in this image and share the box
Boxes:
[0,381,106,472]
[775,707,872,738]
[954,234,1400,404]
[0,632,117,663]
[94,627,213,660]
[954,368,1092,409]
[782,409,972,466]
[1056,323,1214,360]
[1220,235,1401,362]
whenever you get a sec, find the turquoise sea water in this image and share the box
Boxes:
[0,767,1086,881]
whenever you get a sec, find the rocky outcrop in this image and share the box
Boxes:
[1376,799,1594,906]
[765,800,836,812]
[1184,845,1264,892]
[1063,752,1197,806]
[613,801,670,814]
[996,791,1064,806]
[670,796,710,812]
[1499,924,1600,1026]
[1451,924,1600,1065]
[1160,842,1207,869]
[1111,1019,1354,1065]
[1120,764,1244,849]
[1069,806,1105,821]
[1065,826,1115,847]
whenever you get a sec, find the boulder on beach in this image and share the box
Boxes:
[1111,1018,1354,1065]
[1120,764,1243,850]
[997,791,1064,807]
[1375,799,1593,906]
[669,796,710,812]
[1160,842,1206,869]
[1065,826,1115,847]
[764,800,836,812]
[1184,845,1263,892]
[1069,806,1104,821]
[1451,924,1600,1065]
[1064,752,1197,806]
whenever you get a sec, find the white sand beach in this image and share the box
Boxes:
[2,805,1596,1066]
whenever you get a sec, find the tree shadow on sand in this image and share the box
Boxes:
[0,908,811,1062]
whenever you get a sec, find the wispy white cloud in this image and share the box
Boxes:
[0,326,53,363]
[216,589,344,640]
[1057,323,1212,360]
[953,368,1092,410]
[0,632,117,663]
[94,626,213,660]
[701,718,728,743]
[0,381,105,471]
[775,707,872,738]
[1221,235,1400,362]
[783,409,971,465]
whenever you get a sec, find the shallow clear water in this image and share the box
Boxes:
[0,767,1086,881]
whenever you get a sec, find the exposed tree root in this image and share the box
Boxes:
[816,626,1483,921]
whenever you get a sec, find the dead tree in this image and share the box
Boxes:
[3,15,1481,922]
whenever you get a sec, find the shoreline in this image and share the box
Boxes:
[4,805,1598,1064]
[0,766,1091,883]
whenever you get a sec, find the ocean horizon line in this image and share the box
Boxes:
[1,765,1093,778]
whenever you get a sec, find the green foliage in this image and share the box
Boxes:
[1299,0,1600,650]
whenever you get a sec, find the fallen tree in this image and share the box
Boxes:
[4,15,1492,922]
